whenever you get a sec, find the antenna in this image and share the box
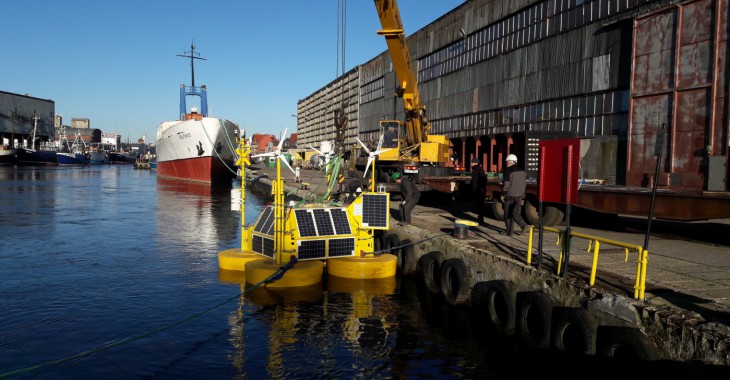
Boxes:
[177,41,207,87]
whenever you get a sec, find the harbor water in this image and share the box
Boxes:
[1,165,726,379]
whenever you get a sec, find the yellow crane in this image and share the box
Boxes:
[372,0,450,180]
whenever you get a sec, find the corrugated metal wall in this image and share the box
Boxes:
[0,92,55,143]
[297,0,727,190]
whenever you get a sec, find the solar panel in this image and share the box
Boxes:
[298,240,326,260]
[263,237,275,258]
[295,209,317,237]
[362,193,389,228]
[330,208,351,235]
[252,235,263,254]
[313,209,334,236]
[328,238,355,257]
[254,206,274,235]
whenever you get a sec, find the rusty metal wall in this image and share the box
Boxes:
[630,0,727,190]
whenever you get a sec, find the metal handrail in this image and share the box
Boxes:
[525,226,648,300]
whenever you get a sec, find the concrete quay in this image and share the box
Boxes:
[245,163,730,366]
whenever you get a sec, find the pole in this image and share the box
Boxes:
[560,145,574,278]
[644,124,666,251]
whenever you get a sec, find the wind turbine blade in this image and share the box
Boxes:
[277,128,288,151]
[355,137,371,154]
[376,134,384,151]
[309,146,324,156]
[278,154,296,174]
[363,157,373,178]
[373,147,392,156]
[252,152,275,158]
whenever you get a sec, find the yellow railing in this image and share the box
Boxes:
[525,226,648,300]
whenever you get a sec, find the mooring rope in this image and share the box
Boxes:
[0,258,297,379]
[371,232,452,255]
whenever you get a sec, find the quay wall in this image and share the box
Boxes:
[247,174,730,365]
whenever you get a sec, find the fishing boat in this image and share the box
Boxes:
[108,151,132,164]
[15,116,58,166]
[89,149,110,165]
[56,129,90,166]
[0,145,17,166]
[155,44,240,185]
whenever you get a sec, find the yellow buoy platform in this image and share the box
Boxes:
[245,259,324,288]
[326,254,397,279]
[218,248,262,271]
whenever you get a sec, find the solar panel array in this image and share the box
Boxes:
[362,194,389,228]
[296,238,355,259]
[295,208,351,237]
[250,205,362,261]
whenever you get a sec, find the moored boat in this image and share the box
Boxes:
[0,145,17,166]
[16,146,58,166]
[108,151,132,164]
[16,116,57,166]
[155,44,240,185]
[56,129,90,166]
[89,150,110,164]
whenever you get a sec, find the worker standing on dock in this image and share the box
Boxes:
[393,172,420,225]
[501,154,529,236]
[471,158,487,225]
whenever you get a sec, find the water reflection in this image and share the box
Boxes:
[155,178,240,251]
[218,272,401,378]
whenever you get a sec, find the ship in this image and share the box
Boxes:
[15,116,57,166]
[56,129,90,166]
[155,44,240,185]
[0,145,16,166]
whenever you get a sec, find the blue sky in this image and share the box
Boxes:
[2,0,463,143]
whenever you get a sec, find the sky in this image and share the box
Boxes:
[2,0,463,144]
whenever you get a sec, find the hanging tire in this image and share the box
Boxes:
[381,234,398,254]
[476,280,518,335]
[597,326,660,361]
[551,307,597,355]
[395,239,417,276]
[439,258,472,305]
[373,230,384,253]
[517,291,554,349]
[418,251,444,294]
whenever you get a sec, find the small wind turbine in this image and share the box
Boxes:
[309,140,336,172]
[252,128,295,174]
[356,134,391,178]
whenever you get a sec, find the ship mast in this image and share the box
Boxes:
[177,42,206,87]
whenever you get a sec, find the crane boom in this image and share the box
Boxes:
[374,0,429,145]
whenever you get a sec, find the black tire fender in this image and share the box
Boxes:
[439,258,473,305]
[597,326,660,361]
[476,280,518,335]
[373,231,382,253]
[518,291,554,349]
[396,239,417,276]
[418,251,444,294]
[381,234,398,254]
[551,307,597,355]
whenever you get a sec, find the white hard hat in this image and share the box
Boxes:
[505,154,518,163]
